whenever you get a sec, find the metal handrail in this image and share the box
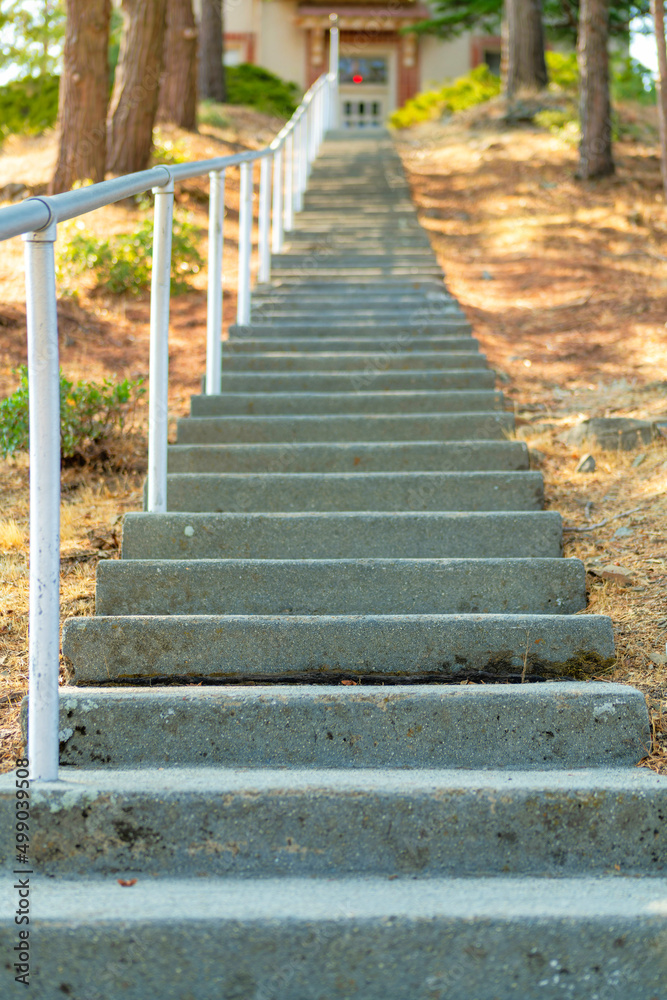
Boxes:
[0,25,340,780]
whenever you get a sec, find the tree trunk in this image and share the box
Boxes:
[157,0,198,130]
[198,0,225,103]
[106,0,167,175]
[505,0,547,98]
[49,0,111,194]
[577,0,614,179]
[651,0,667,198]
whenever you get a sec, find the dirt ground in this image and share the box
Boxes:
[1,101,666,771]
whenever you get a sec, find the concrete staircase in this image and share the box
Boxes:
[2,132,665,998]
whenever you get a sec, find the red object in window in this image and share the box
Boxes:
[352,74,363,84]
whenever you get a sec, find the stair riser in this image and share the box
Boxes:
[166,442,529,475]
[1,902,662,1000]
[94,558,585,616]
[230,323,473,334]
[63,613,614,684]
[214,374,494,394]
[50,683,647,769]
[224,338,478,352]
[160,470,543,514]
[221,353,485,371]
[192,390,502,416]
[176,413,514,444]
[5,777,665,877]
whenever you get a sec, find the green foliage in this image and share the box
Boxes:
[152,131,190,166]
[198,100,231,130]
[546,51,579,93]
[225,64,301,118]
[612,56,656,103]
[390,65,501,129]
[0,74,59,138]
[410,0,650,44]
[0,0,65,78]
[0,367,145,460]
[56,216,204,296]
[533,108,580,143]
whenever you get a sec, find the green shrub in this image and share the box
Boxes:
[225,64,301,118]
[0,74,59,138]
[390,66,501,129]
[56,215,204,296]
[612,56,656,104]
[151,130,190,166]
[546,51,579,93]
[0,367,145,460]
[533,108,580,143]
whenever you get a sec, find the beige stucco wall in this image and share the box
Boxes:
[420,34,472,89]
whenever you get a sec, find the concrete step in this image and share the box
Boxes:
[224,335,479,352]
[176,411,514,444]
[160,470,543,513]
[191,390,503,416]
[166,441,529,474]
[230,321,473,333]
[220,352,485,372]
[3,767,665,878]
[2,875,663,999]
[122,509,558,559]
[63,612,614,684]
[94,557,585,616]
[51,681,647,768]
[214,373,497,395]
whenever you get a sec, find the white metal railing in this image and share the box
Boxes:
[0,24,340,781]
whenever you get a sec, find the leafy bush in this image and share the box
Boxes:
[225,64,300,118]
[390,66,501,129]
[152,130,190,166]
[57,215,204,296]
[0,367,145,460]
[0,74,59,138]
[612,56,656,104]
[546,51,579,93]
[533,108,580,143]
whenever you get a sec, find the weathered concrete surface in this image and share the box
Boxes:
[561,416,664,451]
[221,351,485,371]
[176,411,515,444]
[1,876,665,1000]
[1,767,665,876]
[167,441,530,475]
[192,389,501,417]
[50,683,648,768]
[224,335,479,352]
[161,471,544,513]
[216,372,497,394]
[94,558,586,617]
[123,509,557,559]
[62,613,613,684]
[230,320,474,335]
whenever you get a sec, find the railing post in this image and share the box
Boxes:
[206,168,225,395]
[23,216,59,782]
[237,160,253,325]
[293,118,303,213]
[272,146,284,254]
[284,132,294,232]
[329,14,340,130]
[147,176,174,513]
[258,154,271,285]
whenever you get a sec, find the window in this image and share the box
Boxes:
[339,57,388,85]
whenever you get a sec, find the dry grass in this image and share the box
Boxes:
[395,106,667,771]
